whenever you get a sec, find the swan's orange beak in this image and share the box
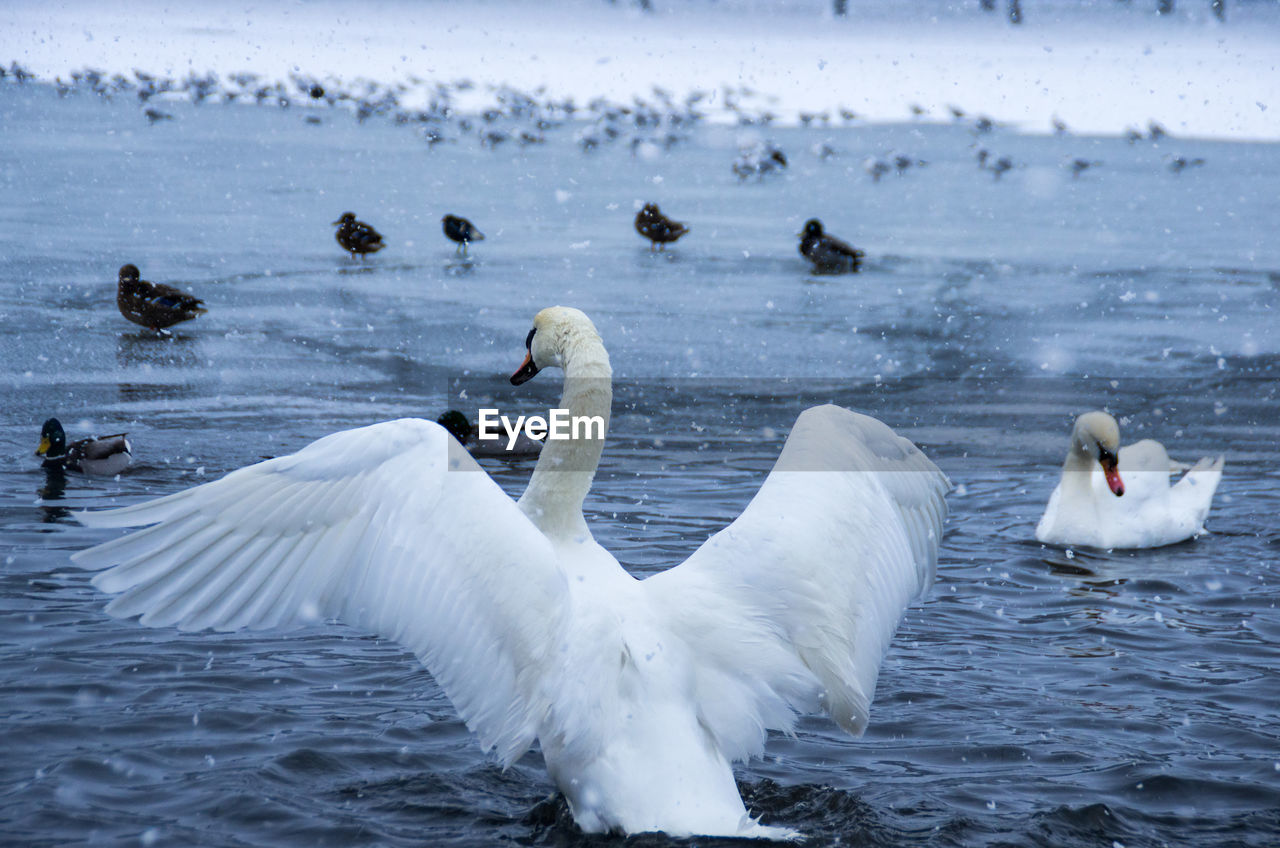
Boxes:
[510,352,539,385]
[1100,450,1124,496]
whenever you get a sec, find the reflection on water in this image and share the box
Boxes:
[36,467,71,523]
[115,330,201,369]
[115,381,198,407]
[445,258,477,277]
[335,262,382,277]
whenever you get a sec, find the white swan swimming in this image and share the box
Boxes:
[72,306,950,839]
[1035,410,1224,550]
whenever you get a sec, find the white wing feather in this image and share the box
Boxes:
[645,405,949,760]
[72,419,569,765]
[1170,455,1224,527]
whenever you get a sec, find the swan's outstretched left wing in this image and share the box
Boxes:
[644,405,948,762]
[71,419,569,765]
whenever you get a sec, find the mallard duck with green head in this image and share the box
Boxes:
[36,418,133,475]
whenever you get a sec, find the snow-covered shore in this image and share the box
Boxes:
[5,0,1278,140]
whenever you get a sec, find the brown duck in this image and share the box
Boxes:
[333,212,385,258]
[634,203,689,250]
[116,264,207,331]
[798,219,864,274]
[442,214,484,255]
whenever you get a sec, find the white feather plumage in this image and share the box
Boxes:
[1036,411,1223,550]
[73,306,949,838]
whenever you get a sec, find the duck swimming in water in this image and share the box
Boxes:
[436,409,542,457]
[36,417,132,476]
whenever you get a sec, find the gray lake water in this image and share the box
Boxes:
[1,82,1278,847]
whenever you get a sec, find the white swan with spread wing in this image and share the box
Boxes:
[73,306,949,839]
[1035,410,1223,550]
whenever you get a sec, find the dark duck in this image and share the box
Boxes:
[333,212,385,258]
[634,203,689,250]
[442,214,485,255]
[116,264,206,332]
[36,417,133,476]
[436,410,541,458]
[798,219,864,274]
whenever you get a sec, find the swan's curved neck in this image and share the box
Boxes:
[1064,440,1093,470]
[1060,439,1096,494]
[518,335,612,541]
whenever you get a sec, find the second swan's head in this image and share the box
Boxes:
[1071,410,1124,497]
[510,307,601,385]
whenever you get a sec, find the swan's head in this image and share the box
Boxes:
[1071,411,1124,496]
[510,306,600,385]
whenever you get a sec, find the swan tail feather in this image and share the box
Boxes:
[1176,454,1224,530]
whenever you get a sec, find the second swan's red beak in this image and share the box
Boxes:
[1100,450,1124,497]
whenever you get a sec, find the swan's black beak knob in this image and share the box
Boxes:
[511,352,540,385]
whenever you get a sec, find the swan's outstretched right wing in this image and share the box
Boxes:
[644,405,948,761]
[71,419,569,766]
